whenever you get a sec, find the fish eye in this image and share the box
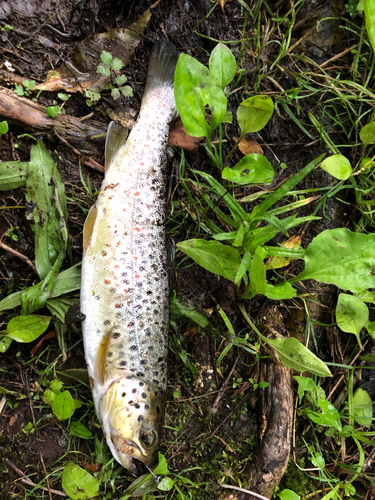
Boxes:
[139,429,156,447]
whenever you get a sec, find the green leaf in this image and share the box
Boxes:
[278,490,301,500]
[360,121,375,143]
[46,106,60,118]
[264,337,332,377]
[264,282,296,300]
[100,50,112,66]
[169,292,210,328]
[14,84,24,96]
[174,53,227,141]
[177,239,241,283]
[311,453,325,469]
[153,452,170,475]
[0,263,81,313]
[111,88,120,100]
[364,0,375,53]
[0,120,9,140]
[111,57,123,70]
[120,85,133,97]
[70,421,93,438]
[5,315,51,343]
[235,250,252,286]
[26,141,69,280]
[44,388,56,404]
[50,378,64,393]
[52,390,75,420]
[237,95,274,135]
[352,388,372,427]
[222,154,274,185]
[58,92,70,101]
[306,399,342,431]
[0,160,28,189]
[115,74,127,86]
[320,154,352,180]
[123,474,156,497]
[96,64,110,76]
[209,42,237,89]
[62,463,99,499]
[0,336,12,353]
[157,477,174,491]
[248,246,266,297]
[294,376,318,403]
[336,293,368,348]
[293,228,375,293]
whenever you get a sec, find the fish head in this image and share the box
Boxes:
[99,375,165,473]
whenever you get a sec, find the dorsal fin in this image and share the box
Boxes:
[105,121,128,171]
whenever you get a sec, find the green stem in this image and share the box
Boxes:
[225,132,244,161]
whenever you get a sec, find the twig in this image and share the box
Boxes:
[39,453,52,500]
[320,43,359,69]
[220,484,270,500]
[55,133,104,173]
[0,241,38,275]
[5,458,66,497]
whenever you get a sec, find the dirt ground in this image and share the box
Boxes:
[0,0,374,499]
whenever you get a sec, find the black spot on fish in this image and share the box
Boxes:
[148,346,154,351]
[130,345,138,351]
[139,382,144,387]
[146,290,152,296]
[104,320,111,325]
[120,361,127,366]
[145,404,149,410]
[140,360,147,365]
[145,328,151,337]
[128,400,133,404]
[132,388,136,394]
[137,372,144,377]
[135,404,140,409]
[127,322,134,328]
[138,415,144,422]
[108,352,112,357]
[122,392,126,397]
[141,393,147,399]
[126,375,132,379]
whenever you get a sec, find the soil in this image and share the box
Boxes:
[0,0,374,499]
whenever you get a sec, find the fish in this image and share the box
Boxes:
[80,38,179,473]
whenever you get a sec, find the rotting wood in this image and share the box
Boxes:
[0,86,107,154]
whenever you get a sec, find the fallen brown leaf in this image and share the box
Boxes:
[30,329,56,358]
[234,136,264,155]
[169,118,203,151]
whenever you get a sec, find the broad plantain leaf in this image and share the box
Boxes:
[263,336,332,377]
[336,293,368,348]
[52,390,75,420]
[208,42,236,89]
[320,154,352,180]
[237,95,274,135]
[293,228,375,293]
[352,387,372,427]
[177,239,241,283]
[62,462,99,499]
[5,314,51,343]
[222,154,274,185]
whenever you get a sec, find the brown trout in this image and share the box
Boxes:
[81,39,179,473]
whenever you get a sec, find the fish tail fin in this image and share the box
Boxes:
[144,38,179,95]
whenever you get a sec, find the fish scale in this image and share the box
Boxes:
[81,39,179,473]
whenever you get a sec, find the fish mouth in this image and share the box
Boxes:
[110,434,151,472]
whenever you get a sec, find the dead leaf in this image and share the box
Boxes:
[265,235,302,271]
[169,118,203,151]
[30,329,56,358]
[35,3,158,93]
[234,136,264,156]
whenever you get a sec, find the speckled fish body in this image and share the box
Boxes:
[81,39,179,473]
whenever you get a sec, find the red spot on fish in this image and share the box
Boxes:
[115,304,121,308]
[117,242,120,246]
[104,279,110,284]
[156,116,159,119]
[114,265,119,269]
[134,192,140,196]
[123,208,127,212]
[114,224,117,228]
[134,227,140,232]
[132,145,135,150]
[135,275,139,278]
[124,289,128,293]
[133,256,138,260]
[140,162,144,166]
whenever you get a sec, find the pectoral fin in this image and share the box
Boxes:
[83,205,98,252]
